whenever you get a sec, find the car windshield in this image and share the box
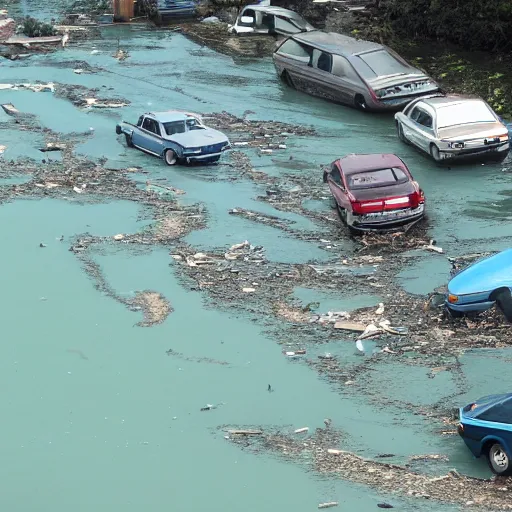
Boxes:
[436,101,496,128]
[354,49,412,79]
[185,117,204,130]
[163,121,186,136]
[348,167,409,190]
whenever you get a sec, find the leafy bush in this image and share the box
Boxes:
[22,16,57,38]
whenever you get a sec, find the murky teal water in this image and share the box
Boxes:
[1,13,510,510]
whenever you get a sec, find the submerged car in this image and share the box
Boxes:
[115,111,230,166]
[395,95,510,163]
[446,248,512,321]
[273,31,440,111]
[323,153,425,232]
[458,393,512,475]
[228,5,314,36]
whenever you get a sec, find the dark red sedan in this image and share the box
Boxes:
[323,153,425,232]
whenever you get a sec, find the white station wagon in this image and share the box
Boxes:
[394,95,510,163]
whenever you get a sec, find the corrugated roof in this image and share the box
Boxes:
[292,31,381,56]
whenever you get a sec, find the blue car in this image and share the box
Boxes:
[446,248,512,321]
[458,393,512,475]
[116,110,231,166]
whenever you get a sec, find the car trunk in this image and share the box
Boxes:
[350,181,415,212]
[367,73,439,102]
[437,122,507,141]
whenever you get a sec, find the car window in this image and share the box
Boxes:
[330,164,343,186]
[348,167,409,190]
[277,39,312,63]
[410,108,433,129]
[163,121,186,136]
[185,118,204,131]
[437,101,496,128]
[355,49,412,78]
[311,49,332,73]
[478,399,512,424]
[331,55,361,82]
[137,116,144,127]
[260,13,274,30]
[274,15,304,34]
[239,8,256,26]
[142,117,159,134]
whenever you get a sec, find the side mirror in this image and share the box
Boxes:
[240,16,254,24]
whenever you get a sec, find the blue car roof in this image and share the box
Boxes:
[463,393,512,420]
[448,248,512,296]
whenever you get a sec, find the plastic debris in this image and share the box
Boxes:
[242,287,256,293]
[113,234,124,241]
[0,145,6,154]
[284,349,306,357]
[200,404,217,411]
[318,502,338,509]
[1,103,18,115]
[424,239,443,254]
[202,16,220,23]
[294,427,309,434]
[375,303,385,315]
[357,324,383,340]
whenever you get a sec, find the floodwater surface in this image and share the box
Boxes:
[1,10,512,512]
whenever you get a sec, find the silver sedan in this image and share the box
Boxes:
[394,95,510,163]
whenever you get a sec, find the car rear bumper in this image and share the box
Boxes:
[351,205,425,231]
[440,143,510,161]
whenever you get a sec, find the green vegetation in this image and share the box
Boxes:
[381,0,512,52]
[22,16,57,37]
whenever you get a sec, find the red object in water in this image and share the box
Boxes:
[323,153,425,233]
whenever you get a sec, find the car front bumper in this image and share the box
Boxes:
[351,205,425,231]
[446,300,494,313]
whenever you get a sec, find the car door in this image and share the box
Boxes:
[329,54,365,105]
[303,49,342,103]
[406,106,435,152]
[327,164,349,209]
[133,116,163,155]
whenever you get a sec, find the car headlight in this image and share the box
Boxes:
[448,294,459,304]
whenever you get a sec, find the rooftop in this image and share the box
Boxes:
[338,153,406,174]
[149,110,199,123]
[292,31,382,56]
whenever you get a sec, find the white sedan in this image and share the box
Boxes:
[394,95,510,163]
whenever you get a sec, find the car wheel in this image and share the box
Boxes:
[487,443,512,475]
[430,144,442,163]
[396,122,408,144]
[354,94,367,111]
[495,289,512,322]
[125,134,134,148]
[164,149,178,166]
[446,306,463,318]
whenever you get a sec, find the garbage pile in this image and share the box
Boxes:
[225,425,512,510]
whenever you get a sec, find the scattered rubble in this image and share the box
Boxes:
[225,425,512,510]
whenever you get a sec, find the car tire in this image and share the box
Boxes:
[487,443,512,475]
[430,144,442,163]
[495,289,512,322]
[446,306,463,318]
[164,149,178,166]
[354,94,367,111]
[396,122,408,144]
[125,134,134,148]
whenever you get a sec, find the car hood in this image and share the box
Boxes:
[438,122,508,141]
[166,128,229,147]
[448,248,512,296]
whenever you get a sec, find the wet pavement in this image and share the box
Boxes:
[2,7,512,512]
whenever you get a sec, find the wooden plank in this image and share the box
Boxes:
[333,321,366,332]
